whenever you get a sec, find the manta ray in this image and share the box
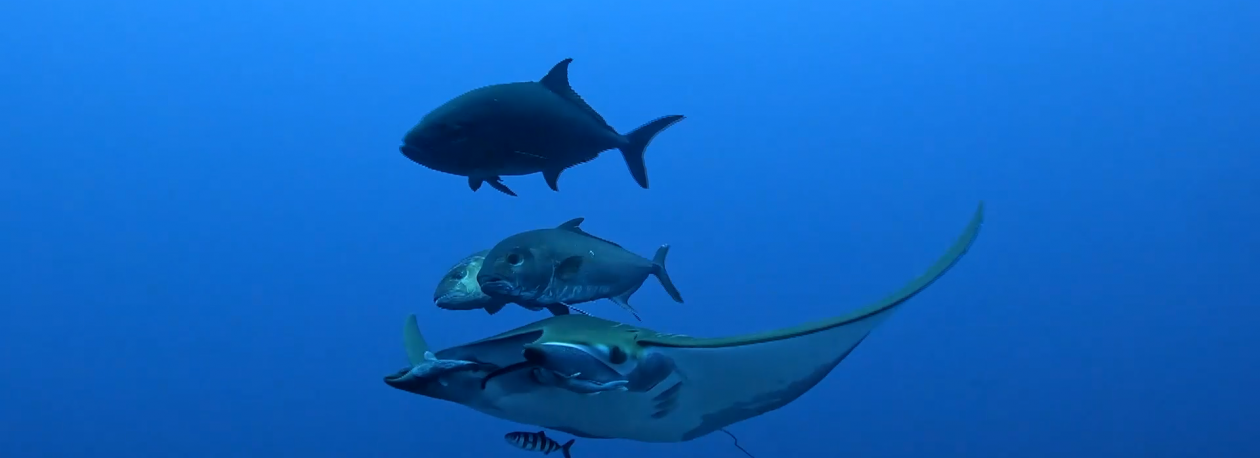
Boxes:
[384,202,985,443]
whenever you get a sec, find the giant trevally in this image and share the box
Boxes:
[398,58,685,196]
[476,217,684,320]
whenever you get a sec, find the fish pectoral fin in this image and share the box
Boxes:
[485,177,518,197]
[543,303,571,316]
[543,168,564,191]
[555,256,583,281]
[609,294,643,321]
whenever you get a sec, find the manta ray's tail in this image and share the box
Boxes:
[719,428,756,458]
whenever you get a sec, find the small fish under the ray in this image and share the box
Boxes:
[505,430,575,458]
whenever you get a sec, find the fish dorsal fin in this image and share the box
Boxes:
[557,217,585,230]
[556,217,625,249]
[539,58,614,131]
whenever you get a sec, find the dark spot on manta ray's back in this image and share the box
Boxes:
[397,58,686,196]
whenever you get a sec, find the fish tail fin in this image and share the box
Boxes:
[561,439,575,458]
[619,114,685,189]
[651,244,684,303]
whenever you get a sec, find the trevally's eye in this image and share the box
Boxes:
[506,253,523,266]
[450,270,466,280]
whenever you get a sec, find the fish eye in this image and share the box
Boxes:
[450,270,466,280]
[506,253,524,266]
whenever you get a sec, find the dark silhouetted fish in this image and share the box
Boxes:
[398,58,684,196]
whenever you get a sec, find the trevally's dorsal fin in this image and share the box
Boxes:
[557,217,585,230]
[539,58,615,132]
[554,217,625,249]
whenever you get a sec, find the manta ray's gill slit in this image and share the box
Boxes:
[650,380,682,418]
[719,428,757,458]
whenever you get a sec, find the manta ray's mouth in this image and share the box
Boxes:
[383,367,412,387]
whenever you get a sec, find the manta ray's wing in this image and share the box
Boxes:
[634,202,985,441]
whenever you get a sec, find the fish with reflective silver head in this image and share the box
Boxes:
[434,249,589,317]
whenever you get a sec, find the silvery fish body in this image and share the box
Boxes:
[434,249,580,317]
[478,217,684,320]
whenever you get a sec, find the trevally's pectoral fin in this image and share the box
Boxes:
[485,177,517,197]
[469,176,517,196]
[543,303,571,316]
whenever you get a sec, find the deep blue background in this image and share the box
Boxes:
[2,0,1257,457]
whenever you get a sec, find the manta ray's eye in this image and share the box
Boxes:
[606,346,627,364]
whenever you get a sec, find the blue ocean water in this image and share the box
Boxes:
[1,0,1256,457]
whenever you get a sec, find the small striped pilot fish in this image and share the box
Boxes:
[504,430,575,458]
